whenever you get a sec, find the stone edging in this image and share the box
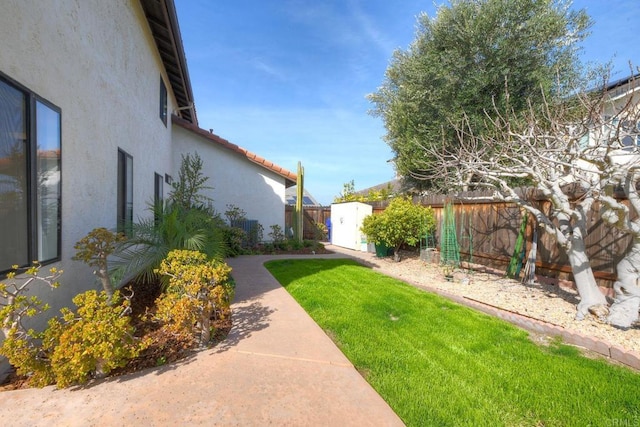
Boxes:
[390,271,640,371]
[318,249,640,371]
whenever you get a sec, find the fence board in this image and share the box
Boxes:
[289,192,632,289]
[285,206,331,240]
[394,192,631,289]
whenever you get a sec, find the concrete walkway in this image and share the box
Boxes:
[0,254,405,427]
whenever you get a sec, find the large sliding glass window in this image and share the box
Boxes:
[0,78,28,271]
[0,74,61,274]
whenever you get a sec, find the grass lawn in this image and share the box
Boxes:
[265,258,640,427]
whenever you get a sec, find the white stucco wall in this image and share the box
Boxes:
[172,126,288,237]
[0,1,176,320]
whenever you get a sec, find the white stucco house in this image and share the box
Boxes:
[0,0,295,357]
[172,117,295,230]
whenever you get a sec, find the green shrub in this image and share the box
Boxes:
[44,290,148,388]
[268,224,285,245]
[224,204,247,224]
[0,328,54,388]
[287,239,304,251]
[247,222,264,248]
[0,263,62,387]
[221,225,247,256]
[361,197,435,261]
[112,152,227,282]
[112,203,227,284]
[169,152,213,210]
[154,250,233,347]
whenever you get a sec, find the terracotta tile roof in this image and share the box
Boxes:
[172,115,297,187]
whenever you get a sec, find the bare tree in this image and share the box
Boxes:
[425,74,640,325]
[583,82,640,328]
[600,171,640,328]
[422,88,617,320]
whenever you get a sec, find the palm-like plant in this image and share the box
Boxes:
[111,152,229,286]
[111,202,227,286]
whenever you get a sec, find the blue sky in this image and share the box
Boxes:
[174,0,640,206]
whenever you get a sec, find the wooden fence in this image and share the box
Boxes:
[286,191,632,289]
[396,191,630,289]
[284,206,331,241]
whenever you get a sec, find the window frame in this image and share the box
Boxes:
[117,148,133,235]
[159,77,168,126]
[0,72,62,274]
[154,172,164,207]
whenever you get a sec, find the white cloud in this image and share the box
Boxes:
[347,0,396,55]
[250,58,288,81]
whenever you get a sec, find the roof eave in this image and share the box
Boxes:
[139,0,197,124]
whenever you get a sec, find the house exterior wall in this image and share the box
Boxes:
[172,126,287,236]
[0,0,176,320]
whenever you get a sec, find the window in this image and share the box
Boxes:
[117,149,133,235]
[154,172,163,207]
[0,74,61,273]
[159,77,167,126]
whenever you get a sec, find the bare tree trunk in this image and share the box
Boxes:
[97,265,113,301]
[566,236,608,320]
[554,207,608,320]
[198,306,212,347]
[393,245,401,262]
[608,241,640,328]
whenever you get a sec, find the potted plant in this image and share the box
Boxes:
[361,213,389,257]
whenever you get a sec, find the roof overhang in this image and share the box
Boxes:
[139,0,197,124]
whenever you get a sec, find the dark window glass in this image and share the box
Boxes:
[0,78,28,271]
[117,149,133,235]
[160,78,167,126]
[154,172,163,206]
[0,74,61,273]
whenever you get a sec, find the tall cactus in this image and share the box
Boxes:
[294,161,304,243]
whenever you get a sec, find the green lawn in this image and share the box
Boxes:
[265,258,640,427]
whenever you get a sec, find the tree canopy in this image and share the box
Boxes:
[368,0,592,191]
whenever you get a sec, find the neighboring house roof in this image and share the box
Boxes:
[139,0,196,124]
[285,186,322,206]
[603,72,640,102]
[355,178,402,196]
[172,115,297,187]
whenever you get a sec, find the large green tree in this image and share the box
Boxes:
[369,0,591,191]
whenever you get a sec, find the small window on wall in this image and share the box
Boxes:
[117,149,133,235]
[154,172,164,223]
[159,78,167,126]
[154,172,163,207]
[0,73,61,274]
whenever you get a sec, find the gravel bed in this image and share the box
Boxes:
[331,247,640,355]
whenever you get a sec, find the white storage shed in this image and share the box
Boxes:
[330,202,373,251]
